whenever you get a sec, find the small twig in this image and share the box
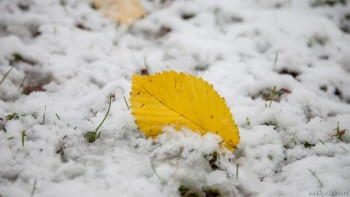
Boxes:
[308,169,323,188]
[124,96,130,110]
[57,137,68,163]
[150,159,166,185]
[236,163,239,179]
[0,66,14,87]
[30,179,37,197]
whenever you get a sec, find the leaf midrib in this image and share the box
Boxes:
[141,85,208,133]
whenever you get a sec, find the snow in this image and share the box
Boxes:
[1,0,350,196]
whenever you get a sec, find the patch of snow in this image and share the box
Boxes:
[1,0,350,196]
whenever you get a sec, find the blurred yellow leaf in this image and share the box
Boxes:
[130,70,240,151]
[94,0,146,25]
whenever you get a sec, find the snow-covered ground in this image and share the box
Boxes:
[1,0,350,196]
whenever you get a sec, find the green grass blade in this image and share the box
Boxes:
[308,169,323,188]
[0,67,14,86]
[124,96,130,110]
[22,130,26,147]
[94,94,112,132]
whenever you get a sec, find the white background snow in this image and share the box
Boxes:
[0,0,350,196]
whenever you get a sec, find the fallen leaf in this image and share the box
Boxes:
[130,70,240,151]
[94,0,146,25]
[22,85,45,95]
[339,129,346,137]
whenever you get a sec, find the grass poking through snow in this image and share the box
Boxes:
[268,86,277,107]
[273,52,279,67]
[21,130,26,147]
[84,94,112,143]
[0,66,14,87]
[319,139,325,145]
[55,113,61,120]
[308,169,323,188]
[6,113,19,120]
[124,96,130,110]
[30,179,37,197]
[265,86,277,108]
[246,117,251,127]
[334,122,346,141]
[42,105,46,125]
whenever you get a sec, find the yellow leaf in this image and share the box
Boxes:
[130,71,240,152]
[94,0,146,26]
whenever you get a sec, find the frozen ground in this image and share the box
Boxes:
[1,0,350,196]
